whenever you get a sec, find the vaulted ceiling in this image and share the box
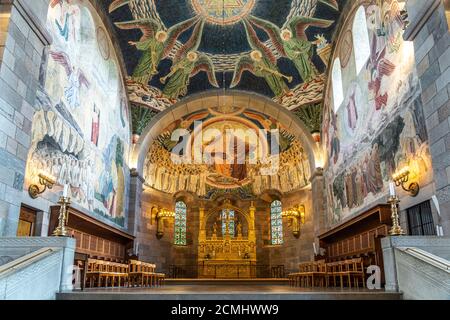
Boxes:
[103,0,346,114]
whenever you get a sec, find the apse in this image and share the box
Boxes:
[0,0,449,302]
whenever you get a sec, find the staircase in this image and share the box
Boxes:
[0,237,76,300]
[393,247,450,300]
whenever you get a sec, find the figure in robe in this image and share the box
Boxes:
[113,16,201,84]
[91,104,100,146]
[367,144,384,194]
[344,172,353,209]
[55,11,71,42]
[346,90,358,131]
[328,112,340,164]
[366,34,396,110]
[247,15,335,88]
[203,127,252,183]
[49,51,90,109]
[231,20,292,100]
[161,20,219,102]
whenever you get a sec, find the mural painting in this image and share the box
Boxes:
[25,0,131,227]
[144,106,311,198]
[105,0,345,115]
[323,0,433,224]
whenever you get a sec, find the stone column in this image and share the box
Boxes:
[0,0,51,236]
[403,0,450,234]
[128,169,145,255]
[310,168,326,238]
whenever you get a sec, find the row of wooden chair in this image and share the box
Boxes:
[86,259,165,288]
[128,260,165,288]
[288,258,365,289]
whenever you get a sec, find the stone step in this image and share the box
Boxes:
[57,284,402,300]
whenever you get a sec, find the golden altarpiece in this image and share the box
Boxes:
[198,200,257,278]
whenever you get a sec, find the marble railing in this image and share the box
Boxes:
[382,236,450,300]
[0,237,76,300]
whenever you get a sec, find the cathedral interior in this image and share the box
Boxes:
[0,0,449,301]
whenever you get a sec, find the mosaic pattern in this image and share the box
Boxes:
[191,0,256,25]
[105,0,344,112]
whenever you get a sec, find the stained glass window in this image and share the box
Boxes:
[271,200,283,245]
[174,201,187,245]
[332,58,344,112]
[353,6,371,75]
[222,209,235,237]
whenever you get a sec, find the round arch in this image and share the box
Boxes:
[131,91,321,178]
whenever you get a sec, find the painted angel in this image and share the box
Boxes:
[113,10,200,84]
[366,34,396,111]
[231,20,292,100]
[49,50,90,109]
[160,20,219,102]
[248,15,334,87]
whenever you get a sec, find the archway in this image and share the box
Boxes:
[131,91,322,178]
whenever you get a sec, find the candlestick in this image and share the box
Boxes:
[388,195,405,236]
[52,196,71,237]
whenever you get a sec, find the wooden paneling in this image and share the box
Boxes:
[319,205,392,283]
[49,206,134,262]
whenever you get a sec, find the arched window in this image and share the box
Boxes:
[332,58,344,112]
[222,209,235,237]
[174,201,187,245]
[271,200,283,245]
[353,6,371,75]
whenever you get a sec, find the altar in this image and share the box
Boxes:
[197,200,257,279]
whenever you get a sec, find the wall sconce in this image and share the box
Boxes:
[156,208,175,239]
[392,167,420,197]
[282,205,306,238]
[28,174,56,199]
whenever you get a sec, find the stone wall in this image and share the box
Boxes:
[0,0,51,236]
[404,0,450,234]
[139,187,314,276]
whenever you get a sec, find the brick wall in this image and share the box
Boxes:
[0,0,50,236]
[405,0,450,234]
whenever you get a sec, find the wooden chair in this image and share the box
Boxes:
[348,258,365,288]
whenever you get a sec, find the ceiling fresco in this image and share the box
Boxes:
[104,0,345,114]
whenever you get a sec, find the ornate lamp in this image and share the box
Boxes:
[156,208,175,239]
[282,205,305,238]
[392,166,420,197]
[28,173,56,199]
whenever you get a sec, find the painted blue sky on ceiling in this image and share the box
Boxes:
[104,0,346,111]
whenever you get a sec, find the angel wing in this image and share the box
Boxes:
[49,51,72,77]
[191,54,219,88]
[109,0,130,13]
[114,18,161,42]
[319,0,339,10]
[163,16,201,58]
[243,19,277,65]
[288,16,334,40]
[230,56,256,88]
[174,19,205,63]
[284,0,338,28]
[247,15,286,57]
